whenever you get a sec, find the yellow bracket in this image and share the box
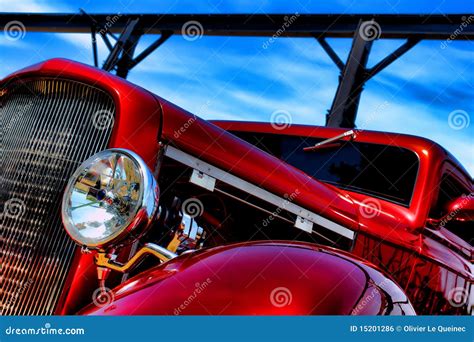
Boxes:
[95,243,177,273]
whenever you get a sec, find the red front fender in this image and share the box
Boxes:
[79,241,415,315]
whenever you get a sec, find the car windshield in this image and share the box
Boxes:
[234,132,419,206]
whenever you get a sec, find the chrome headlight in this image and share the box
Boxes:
[61,149,159,249]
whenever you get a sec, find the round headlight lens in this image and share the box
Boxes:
[61,149,159,249]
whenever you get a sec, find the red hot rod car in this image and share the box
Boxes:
[1,59,472,316]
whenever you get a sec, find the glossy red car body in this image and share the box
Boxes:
[79,241,414,315]
[2,59,472,315]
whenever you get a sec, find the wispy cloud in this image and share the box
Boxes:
[0,0,70,12]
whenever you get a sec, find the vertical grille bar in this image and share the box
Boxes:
[0,78,115,315]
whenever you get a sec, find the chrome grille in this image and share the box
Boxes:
[0,78,115,315]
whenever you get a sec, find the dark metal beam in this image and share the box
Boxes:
[326,20,374,128]
[115,27,142,78]
[79,8,115,53]
[102,18,142,78]
[365,38,421,79]
[0,13,471,39]
[316,37,344,71]
[129,31,173,69]
[90,25,98,67]
[99,22,173,78]
[100,32,114,51]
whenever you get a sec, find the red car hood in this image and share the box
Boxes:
[157,97,359,233]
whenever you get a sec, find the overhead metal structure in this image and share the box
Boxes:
[1,12,472,128]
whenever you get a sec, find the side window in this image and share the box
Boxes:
[430,173,473,246]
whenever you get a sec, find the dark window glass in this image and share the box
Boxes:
[234,132,419,206]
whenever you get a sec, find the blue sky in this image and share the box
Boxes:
[1,0,473,175]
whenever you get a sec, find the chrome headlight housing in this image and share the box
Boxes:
[61,148,159,250]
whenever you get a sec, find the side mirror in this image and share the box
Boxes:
[426,194,473,248]
[428,193,474,228]
[427,194,474,230]
[441,194,474,226]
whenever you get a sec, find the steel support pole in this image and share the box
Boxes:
[102,18,142,78]
[326,20,374,128]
